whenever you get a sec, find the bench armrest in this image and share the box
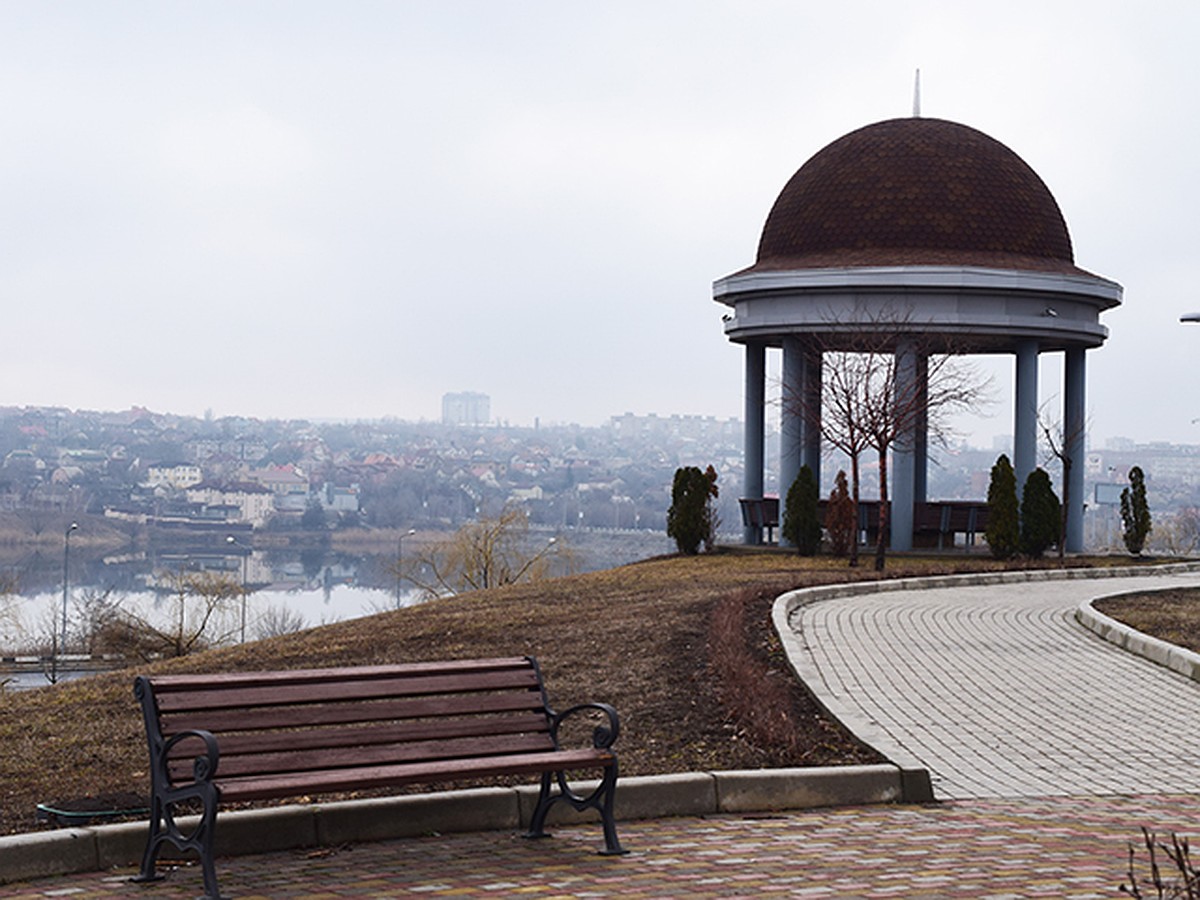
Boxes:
[163,729,221,782]
[550,702,620,750]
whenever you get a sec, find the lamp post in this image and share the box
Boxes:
[226,535,249,643]
[396,528,415,608]
[53,522,79,684]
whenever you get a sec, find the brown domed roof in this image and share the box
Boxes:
[753,118,1082,274]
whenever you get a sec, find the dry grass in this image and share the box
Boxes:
[0,550,1171,837]
[1094,588,1200,654]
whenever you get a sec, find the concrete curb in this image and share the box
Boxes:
[1077,591,1200,683]
[772,561,1200,780]
[0,765,923,885]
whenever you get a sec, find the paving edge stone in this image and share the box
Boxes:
[0,764,912,884]
[1077,592,1200,683]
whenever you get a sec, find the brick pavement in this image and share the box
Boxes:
[784,571,1200,799]
[7,793,1199,898]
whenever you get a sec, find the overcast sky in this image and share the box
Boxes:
[2,1,1198,446]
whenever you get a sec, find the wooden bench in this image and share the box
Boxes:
[132,656,624,899]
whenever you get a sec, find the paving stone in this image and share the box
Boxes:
[8,795,1199,898]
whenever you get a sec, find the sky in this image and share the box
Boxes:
[2,1,1199,446]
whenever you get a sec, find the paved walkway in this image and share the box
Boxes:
[783,570,1200,799]
[7,794,1200,898]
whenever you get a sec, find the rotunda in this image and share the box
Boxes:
[715,117,1122,551]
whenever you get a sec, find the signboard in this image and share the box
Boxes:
[1094,483,1124,506]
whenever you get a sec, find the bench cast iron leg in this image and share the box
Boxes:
[596,764,626,856]
[525,772,555,841]
[131,796,167,885]
[524,767,627,856]
[131,784,225,899]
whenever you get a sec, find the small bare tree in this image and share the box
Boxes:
[1038,402,1088,563]
[1121,828,1198,899]
[255,604,308,640]
[1149,508,1200,557]
[783,318,991,570]
[96,568,243,660]
[407,507,567,597]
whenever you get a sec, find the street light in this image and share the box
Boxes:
[52,522,79,684]
[1182,313,1200,323]
[396,528,416,608]
[226,535,250,643]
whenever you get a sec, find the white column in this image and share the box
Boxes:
[1014,341,1040,490]
[1064,347,1087,553]
[780,337,804,547]
[801,342,822,487]
[743,343,766,545]
[914,354,929,503]
[891,338,917,552]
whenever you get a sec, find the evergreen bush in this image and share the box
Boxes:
[667,466,710,555]
[1020,467,1060,558]
[782,465,822,556]
[1120,465,1152,556]
[984,454,1020,560]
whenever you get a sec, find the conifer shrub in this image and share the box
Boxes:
[825,470,856,558]
[667,466,710,555]
[1020,467,1060,558]
[1121,465,1152,557]
[985,454,1020,560]
[782,464,822,556]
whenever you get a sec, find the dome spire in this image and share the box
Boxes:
[912,68,921,117]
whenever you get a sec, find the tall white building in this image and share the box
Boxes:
[442,392,490,426]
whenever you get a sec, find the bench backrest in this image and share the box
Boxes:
[135,657,557,786]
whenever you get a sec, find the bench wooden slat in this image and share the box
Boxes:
[171,732,558,781]
[214,748,615,803]
[153,668,541,713]
[165,712,551,761]
[159,688,545,736]
[145,657,533,692]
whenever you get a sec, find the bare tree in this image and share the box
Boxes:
[407,506,568,597]
[783,320,992,570]
[860,339,990,570]
[255,604,308,640]
[1149,507,1200,557]
[1039,403,1087,563]
[96,569,243,660]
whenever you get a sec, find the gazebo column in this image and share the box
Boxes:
[1064,347,1087,552]
[914,354,929,503]
[742,342,766,545]
[800,341,822,486]
[1014,340,1040,490]
[779,337,804,546]
[891,338,918,552]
